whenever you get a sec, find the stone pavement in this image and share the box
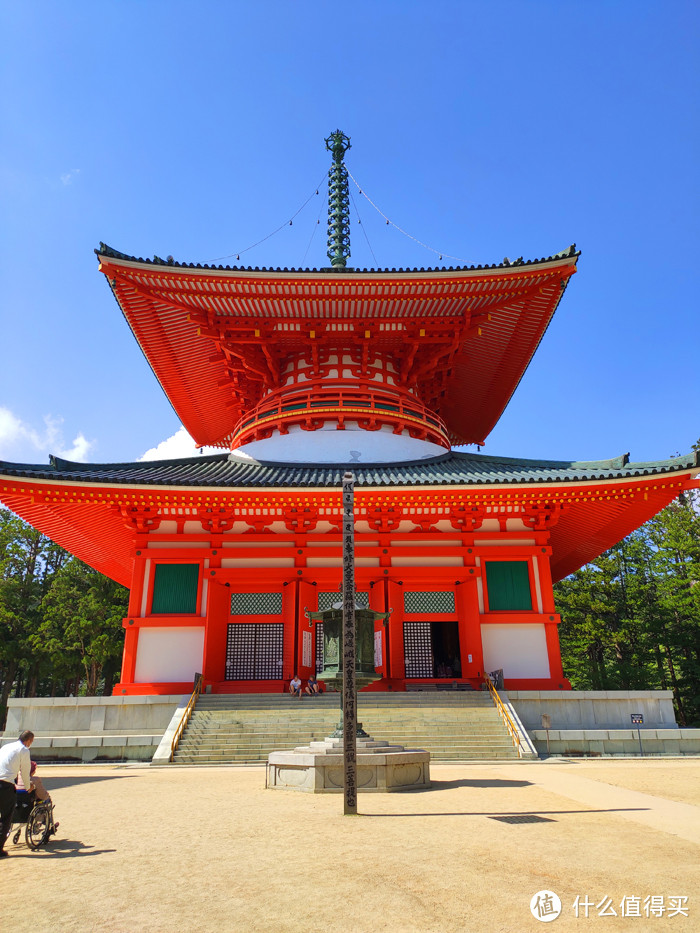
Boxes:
[1,758,697,932]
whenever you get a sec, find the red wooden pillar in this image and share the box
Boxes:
[297,580,317,679]
[120,621,138,686]
[544,616,570,688]
[536,546,556,613]
[117,552,146,691]
[455,575,483,681]
[282,581,297,685]
[202,579,230,687]
[369,580,388,683]
[387,580,405,682]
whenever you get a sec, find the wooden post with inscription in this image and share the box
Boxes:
[342,471,357,815]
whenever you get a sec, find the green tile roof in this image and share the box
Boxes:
[96,242,580,275]
[1,449,697,489]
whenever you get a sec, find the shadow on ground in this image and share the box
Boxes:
[428,778,532,790]
[11,839,116,859]
[39,774,141,790]
[362,807,651,818]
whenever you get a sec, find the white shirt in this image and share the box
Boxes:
[0,739,31,789]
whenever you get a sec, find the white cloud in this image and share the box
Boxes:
[60,168,81,186]
[60,432,92,461]
[0,406,93,463]
[139,425,221,461]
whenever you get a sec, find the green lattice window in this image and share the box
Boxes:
[403,591,455,614]
[230,592,283,615]
[151,564,199,614]
[484,561,532,611]
[317,591,369,611]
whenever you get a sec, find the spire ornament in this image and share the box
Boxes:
[325,130,352,268]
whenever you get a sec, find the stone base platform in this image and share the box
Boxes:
[267,735,431,793]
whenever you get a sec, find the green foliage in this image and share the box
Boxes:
[0,508,128,713]
[35,560,128,695]
[556,483,700,726]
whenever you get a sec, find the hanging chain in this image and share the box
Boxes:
[347,169,475,265]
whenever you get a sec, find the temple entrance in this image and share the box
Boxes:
[432,621,462,678]
[225,623,284,681]
[403,621,462,679]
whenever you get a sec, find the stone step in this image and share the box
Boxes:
[183,730,508,742]
[195,695,494,707]
[187,723,503,741]
[172,691,521,764]
[172,749,518,764]
[187,716,502,726]
[196,696,494,708]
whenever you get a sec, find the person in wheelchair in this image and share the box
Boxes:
[16,760,52,805]
[12,760,59,850]
[0,730,34,857]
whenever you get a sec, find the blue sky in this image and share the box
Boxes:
[1,1,698,466]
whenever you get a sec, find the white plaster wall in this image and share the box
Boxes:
[481,623,550,679]
[391,556,463,567]
[235,422,447,464]
[134,627,205,684]
[391,539,461,548]
[220,558,294,568]
[147,541,209,549]
[477,539,535,546]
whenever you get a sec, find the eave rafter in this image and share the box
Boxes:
[2,458,696,585]
[98,254,578,448]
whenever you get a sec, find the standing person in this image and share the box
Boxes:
[0,730,35,858]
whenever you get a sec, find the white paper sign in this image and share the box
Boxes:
[302,630,312,668]
[374,630,383,668]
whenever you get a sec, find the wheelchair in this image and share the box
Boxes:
[10,791,58,850]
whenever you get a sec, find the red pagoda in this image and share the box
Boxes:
[1,132,697,696]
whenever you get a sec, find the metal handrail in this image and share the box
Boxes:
[483,675,523,757]
[170,674,203,762]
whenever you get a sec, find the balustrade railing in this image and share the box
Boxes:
[232,380,449,448]
[170,673,203,762]
[483,673,524,757]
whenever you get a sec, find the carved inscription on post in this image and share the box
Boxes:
[342,472,357,815]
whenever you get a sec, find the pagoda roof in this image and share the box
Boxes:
[1,448,697,586]
[96,244,579,448]
[2,448,695,489]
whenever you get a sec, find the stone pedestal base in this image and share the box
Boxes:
[267,735,431,793]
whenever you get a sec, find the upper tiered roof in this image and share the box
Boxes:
[97,243,579,449]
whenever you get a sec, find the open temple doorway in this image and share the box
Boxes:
[403,621,462,679]
[432,621,462,678]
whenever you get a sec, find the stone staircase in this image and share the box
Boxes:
[170,691,523,764]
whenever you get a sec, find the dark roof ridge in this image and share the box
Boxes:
[449,449,637,470]
[49,452,231,472]
[23,448,697,475]
[2,447,697,490]
[96,242,580,275]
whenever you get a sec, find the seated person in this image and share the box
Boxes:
[305,675,322,696]
[16,760,58,831]
[289,674,302,697]
[16,761,51,804]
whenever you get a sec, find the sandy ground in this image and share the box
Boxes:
[2,758,698,933]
